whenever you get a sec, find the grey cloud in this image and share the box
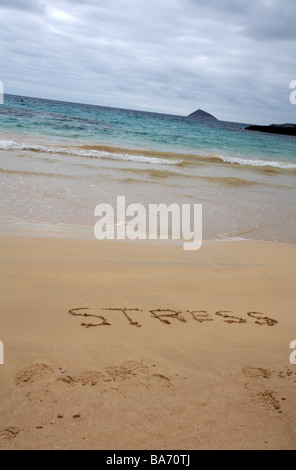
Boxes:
[0,0,45,13]
[188,0,296,41]
[0,0,295,123]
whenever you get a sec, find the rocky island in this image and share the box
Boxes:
[245,123,296,136]
[187,109,218,120]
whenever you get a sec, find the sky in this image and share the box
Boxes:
[0,0,296,124]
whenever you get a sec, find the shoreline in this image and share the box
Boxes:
[1,216,295,247]
[0,235,295,449]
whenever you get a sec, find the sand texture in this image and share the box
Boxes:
[0,236,295,450]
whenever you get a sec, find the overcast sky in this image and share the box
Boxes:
[0,0,295,124]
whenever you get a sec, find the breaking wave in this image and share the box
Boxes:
[1,139,296,170]
[0,140,183,166]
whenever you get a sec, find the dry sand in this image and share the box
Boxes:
[0,235,295,450]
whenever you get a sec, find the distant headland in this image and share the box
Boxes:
[187,109,218,121]
[245,123,296,137]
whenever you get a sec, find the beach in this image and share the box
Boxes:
[1,0,296,453]
[0,234,295,450]
[0,95,295,450]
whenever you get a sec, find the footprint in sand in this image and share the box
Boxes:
[54,370,111,387]
[278,366,296,380]
[78,371,112,386]
[106,360,151,381]
[15,364,54,386]
[0,427,21,441]
[1,360,173,447]
[256,390,282,413]
[12,358,178,398]
[13,360,173,398]
[242,367,273,379]
[152,374,172,388]
[53,360,152,387]
[242,366,286,414]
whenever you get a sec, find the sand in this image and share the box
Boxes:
[0,235,295,450]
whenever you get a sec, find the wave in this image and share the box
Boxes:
[218,155,296,170]
[1,139,295,170]
[0,140,183,166]
[182,152,296,170]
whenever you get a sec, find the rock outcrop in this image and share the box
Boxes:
[187,109,218,121]
[245,124,296,136]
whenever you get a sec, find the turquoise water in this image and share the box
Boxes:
[0,94,295,243]
[1,94,295,167]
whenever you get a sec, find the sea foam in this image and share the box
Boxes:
[0,140,183,166]
[1,139,295,170]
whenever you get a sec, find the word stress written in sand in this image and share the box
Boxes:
[68,307,278,329]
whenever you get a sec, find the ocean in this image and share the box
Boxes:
[0,94,295,243]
